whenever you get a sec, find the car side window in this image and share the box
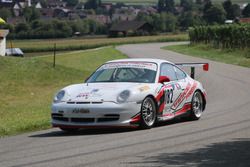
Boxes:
[160,63,177,81]
[175,66,186,80]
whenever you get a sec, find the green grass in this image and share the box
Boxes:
[164,44,250,68]
[0,47,127,137]
[7,34,188,53]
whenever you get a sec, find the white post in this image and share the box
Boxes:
[0,30,9,56]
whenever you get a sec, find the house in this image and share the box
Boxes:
[139,6,157,15]
[239,17,250,23]
[47,0,67,8]
[87,15,111,24]
[41,8,54,18]
[53,8,71,18]
[109,20,153,37]
[101,3,112,11]
[0,0,31,16]
[111,13,137,22]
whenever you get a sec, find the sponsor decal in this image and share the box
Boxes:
[72,108,90,114]
[76,89,102,98]
[172,82,191,109]
[175,83,181,90]
[76,92,90,98]
[171,82,198,110]
[162,113,174,118]
[99,62,157,71]
[139,85,150,92]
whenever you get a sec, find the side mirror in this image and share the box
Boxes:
[158,76,170,84]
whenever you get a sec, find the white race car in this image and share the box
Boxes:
[51,58,208,131]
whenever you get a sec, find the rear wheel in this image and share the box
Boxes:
[140,97,157,129]
[189,91,203,120]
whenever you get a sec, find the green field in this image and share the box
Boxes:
[0,47,127,137]
[164,44,250,68]
[8,34,188,53]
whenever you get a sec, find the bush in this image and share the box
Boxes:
[7,19,107,39]
[189,24,250,49]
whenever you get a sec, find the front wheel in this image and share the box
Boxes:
[189,91,204,120]
[140,97,157,129]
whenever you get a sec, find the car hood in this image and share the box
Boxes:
[64,82,149,102]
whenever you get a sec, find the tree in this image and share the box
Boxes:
[231,4,241,19]
[162,12,177,32]
[222,0,240,19]
[158,0,165,12]
[63,0,79,7]
[157,0,175,13]
[195,0,203,5]
[179,11,195,30]
[203,0,212,14]
[15,22,30,33]
[23,7,40,22]
[203,4,226,24]
[180,0,193,11]
[223,0,233,19]
[0,8,11,20]
[165,0,175,13]
[242,3,250,17]
[85,0,101,10]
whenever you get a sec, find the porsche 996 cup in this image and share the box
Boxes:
[51,58,209,131]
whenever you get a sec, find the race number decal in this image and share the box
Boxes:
[165,89,173,104]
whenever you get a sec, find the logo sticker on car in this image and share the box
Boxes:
[72,108,90,114]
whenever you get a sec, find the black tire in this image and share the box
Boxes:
[140,97,157,129]
[60,127,79,132]
[189,91,204,120]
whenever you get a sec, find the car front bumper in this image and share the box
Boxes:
[51,101,141,128]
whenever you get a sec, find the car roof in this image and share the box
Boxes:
[107,58,174,65]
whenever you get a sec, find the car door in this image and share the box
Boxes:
[160,63,183,118]
[171,65,190,113]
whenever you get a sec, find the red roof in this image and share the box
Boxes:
[240,18,250,23]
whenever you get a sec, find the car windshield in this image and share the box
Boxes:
[87,62,157,83]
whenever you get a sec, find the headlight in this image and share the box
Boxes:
[54,90,65,103]
[117,90,130,103]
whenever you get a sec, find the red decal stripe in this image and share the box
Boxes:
[186,82,198,99]
[130,113,141,124]
[175,103,191,116]
[158,103,165,113]
[172,82,191,109]
[156,88,164,101]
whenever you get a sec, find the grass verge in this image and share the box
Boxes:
[164,44,250,68]
[8,34,188,53]
[0,47,127,137]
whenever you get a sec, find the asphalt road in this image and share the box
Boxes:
[1,42,250,167]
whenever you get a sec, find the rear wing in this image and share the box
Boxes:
[175,63,209,79]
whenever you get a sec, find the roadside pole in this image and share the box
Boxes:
[53,43,56,68]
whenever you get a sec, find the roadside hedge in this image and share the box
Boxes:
[189,24,250,49]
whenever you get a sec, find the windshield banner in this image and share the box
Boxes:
[99,62,157,71]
